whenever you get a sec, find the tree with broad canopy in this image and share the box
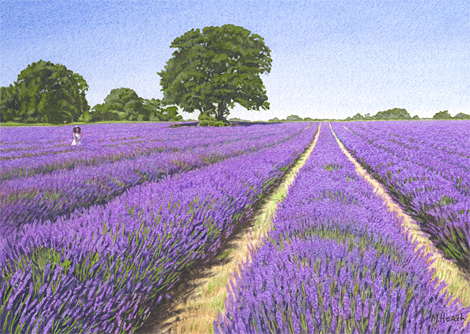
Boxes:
[0,60,89,124]
[158,24,272,126]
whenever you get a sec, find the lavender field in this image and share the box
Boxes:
[1,121,469,334]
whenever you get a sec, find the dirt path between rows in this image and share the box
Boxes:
[329,123,470,328]
[136,123,321,334]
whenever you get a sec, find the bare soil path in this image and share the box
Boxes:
[136,124,321,334]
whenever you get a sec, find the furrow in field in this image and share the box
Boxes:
[329,122,470,311]
[137,123,322,334]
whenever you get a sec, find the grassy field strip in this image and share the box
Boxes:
[156,123,322,334]
[330,122,470,327]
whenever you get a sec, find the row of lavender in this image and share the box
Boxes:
[0,123,308,235]
[331,121,470,279]
[0,123,286,181]
[216,123,469,334]
[0,124,318,333]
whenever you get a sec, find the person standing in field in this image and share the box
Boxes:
[72,126,82,145]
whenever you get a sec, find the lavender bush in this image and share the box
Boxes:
[216,122,470,334]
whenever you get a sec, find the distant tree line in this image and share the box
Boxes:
[432,110,470,120]
[1,61,183,124]
[267,109,470,123]
[268,115,327,122]
[344,108,470,121]
[0,25,273,126]
[3,51,469,125]
[345,108,418,121]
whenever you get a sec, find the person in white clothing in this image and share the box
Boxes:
[71,126,82,145]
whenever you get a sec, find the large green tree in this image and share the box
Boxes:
[0,60,89,123]
[158,24,272,125]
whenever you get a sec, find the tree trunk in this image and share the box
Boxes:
[216,101,227,122]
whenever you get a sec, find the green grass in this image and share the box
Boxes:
[0,122,68,127]
[217,248,235,261]
[323,164,341,172]
[0,120,185,127]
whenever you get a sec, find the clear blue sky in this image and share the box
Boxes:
[1,0,469,120]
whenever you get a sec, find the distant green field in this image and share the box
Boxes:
[0,120,180,127]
